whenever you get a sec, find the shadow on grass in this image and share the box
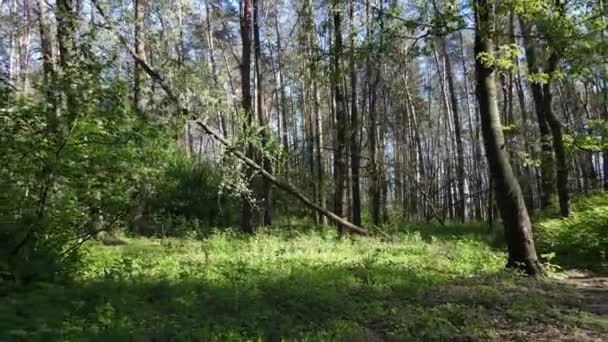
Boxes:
[2,263,606,341]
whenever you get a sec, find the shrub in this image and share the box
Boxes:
[146,156,239,236]
[535,193,608,268]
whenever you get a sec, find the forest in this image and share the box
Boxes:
[0,0,607,340]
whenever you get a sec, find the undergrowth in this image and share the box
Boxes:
[534,192,608,270]
[1,228,605,341]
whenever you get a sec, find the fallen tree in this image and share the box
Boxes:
[92,0,369,236]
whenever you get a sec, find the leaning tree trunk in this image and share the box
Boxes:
[474,0,542,276]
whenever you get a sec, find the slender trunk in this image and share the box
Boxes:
[253,0,272,226]
[204,0,227,137]
[8,0,19,86]
[240,0,254,233]
[442,38,466,222]
[332,0,347,236]
[474,0,542,276]
[514,47,535,210]
[38,0,55,115]
[541,1,569,217]
[543,52,569,217]
[349,1,361,226]
[274,0,289,152]
[134,0,148,114]
[521,22,555,209]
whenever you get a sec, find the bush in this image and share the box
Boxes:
[0,77,174,282]
[145,156,239,237]
[535,193,608,269]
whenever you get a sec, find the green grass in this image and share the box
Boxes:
[534,192,608,270]
[1,228,606,341]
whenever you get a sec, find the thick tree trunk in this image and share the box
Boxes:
[474,0,542,276]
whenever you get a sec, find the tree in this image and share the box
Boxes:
[133,0,148,114]
[474,0,542,276]
[240,0,254,233]
[331,0,348,236]
[253,0,272,226]
[442,38,467,222]
[349,0,362,226]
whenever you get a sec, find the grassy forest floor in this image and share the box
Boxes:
[1,223,607,341]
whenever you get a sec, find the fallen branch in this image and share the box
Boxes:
[92,0,369,236]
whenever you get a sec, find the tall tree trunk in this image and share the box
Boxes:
[458,32,484,220]
[204,0,227,137]
[542,59,569,217]
[331,0,347,236]
[366,0,382,226]
[474,0,542,276]
[349,0,361,226]
[38,0,54,80]
[514,43,536,210]
[253,0,272,226]
[521,22,555,209]
[134,0,148,114]
[307,0,327,225]
[541,1,569,217]
[8,0,19,86]
[274,0,289,152]
[442,38,466,222]
[38,0,55,116]
[240,0,254,233]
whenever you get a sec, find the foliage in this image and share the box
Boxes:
[0,56,190,282]
[0,77,155,282]
[535,192,608,269]
[1,230,606,340]
[146,156,240,236]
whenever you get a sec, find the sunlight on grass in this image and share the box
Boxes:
[2,228,606,340]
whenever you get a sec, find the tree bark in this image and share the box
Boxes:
[349,0,362,226]
[253,0,272,226]
[442,38,466,222]
[38,0,54,81]
[240,0,254,233]
[204,0,227,137]
[331,0,348,236]
[474,0,542,276]
[134,0,148,114]
[521,22,555,210]
[541,2,569,217]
